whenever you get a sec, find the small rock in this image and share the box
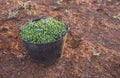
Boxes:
[17,72,21,75]
[92,49,101,56]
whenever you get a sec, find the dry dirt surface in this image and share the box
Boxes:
[0,0,120,78]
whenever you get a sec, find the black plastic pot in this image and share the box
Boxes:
[20,18,68,66]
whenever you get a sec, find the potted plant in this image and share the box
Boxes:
[19,17,68,66]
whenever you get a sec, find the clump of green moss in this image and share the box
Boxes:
[20,17,67,44]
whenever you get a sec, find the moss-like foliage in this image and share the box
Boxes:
[20,18,67,44]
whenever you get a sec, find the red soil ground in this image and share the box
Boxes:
[0,0,120,78]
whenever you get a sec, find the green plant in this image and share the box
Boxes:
[113,13,120,20]
[20,17,67,44]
